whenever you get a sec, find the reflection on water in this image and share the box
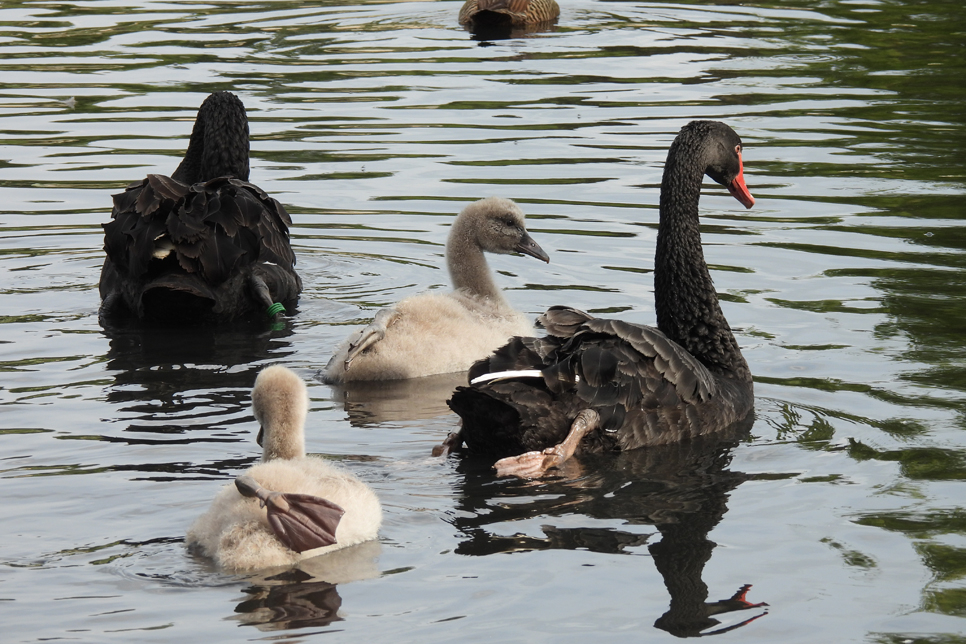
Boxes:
[103,320,294,401]
[465,19,559,43]
[235,580,342,631]
[97,320,296,480]
[325,371,466,427]
[451,419,769,636]
[233,540,382,631]
[237,576,344,631]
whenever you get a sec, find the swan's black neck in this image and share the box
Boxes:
[171,92,250,185]
[654,127,750,380]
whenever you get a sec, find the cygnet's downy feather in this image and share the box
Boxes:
[323,197,549,383]
[187,366,381,572]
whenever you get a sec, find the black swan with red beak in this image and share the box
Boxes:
[445,121,756,477]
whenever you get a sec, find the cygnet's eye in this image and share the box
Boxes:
[502,216,516,228]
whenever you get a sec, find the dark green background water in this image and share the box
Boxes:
[1,0,964,641]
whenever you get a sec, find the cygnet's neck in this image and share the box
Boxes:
[251,366,310,461]
[261,413,305,462]
[446,217,509,307]
[255,390,307,462]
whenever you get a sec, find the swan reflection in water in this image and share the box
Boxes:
[232,540,382,631]
[102,318,295,414]
[451,416,768,637]
[103,318,296,399]
[99,319,297,480]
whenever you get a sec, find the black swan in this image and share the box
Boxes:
[99,91,301,324]
[444,121,756,477]
[458,0,560,35]
[323,197,549,383]
[187,366,382,572]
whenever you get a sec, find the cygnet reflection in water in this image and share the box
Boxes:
[325,371,467,428]
[233,540,382,632]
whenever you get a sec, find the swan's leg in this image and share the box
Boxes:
[432,429,464,457]
[344,308,400,369]
[494,409,599,478]
[249,274,284,319]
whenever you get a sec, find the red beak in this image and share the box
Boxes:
[727,151,755,209]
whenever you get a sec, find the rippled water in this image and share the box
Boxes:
[2,0,965,641]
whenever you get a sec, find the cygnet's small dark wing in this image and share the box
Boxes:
[236,476,345,554]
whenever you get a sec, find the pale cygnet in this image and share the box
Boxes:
[187,365,382,572]
[323,197,549,383]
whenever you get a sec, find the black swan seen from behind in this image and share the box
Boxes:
[99,91,301,324]
[445,120,756,477]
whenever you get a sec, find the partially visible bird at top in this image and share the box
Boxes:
[99,91,301,324]
[458,0,560,38]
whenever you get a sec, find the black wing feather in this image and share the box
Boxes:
[99,174,300,322]
[450,306,751,457]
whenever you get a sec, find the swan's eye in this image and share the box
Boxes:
[735,144,742,155]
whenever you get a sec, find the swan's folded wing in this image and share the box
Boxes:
[136,174,189,219]
[464,312,719,415]
[104,176,188,277]
[238,179,298,269]
[538,306,595,338]
[579,318,719,404]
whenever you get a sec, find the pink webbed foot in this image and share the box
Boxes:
[493,409,600,478]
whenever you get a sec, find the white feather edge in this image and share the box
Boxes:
[470,370,580,385]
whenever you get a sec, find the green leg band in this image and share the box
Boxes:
[267,302,286,317]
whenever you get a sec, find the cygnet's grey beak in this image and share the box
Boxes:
[516,233,550,263]
[256,426,264,447]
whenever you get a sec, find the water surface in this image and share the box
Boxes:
[2,0,965,641]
